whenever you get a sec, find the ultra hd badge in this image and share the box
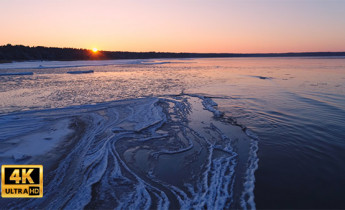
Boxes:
[1,165,43,198]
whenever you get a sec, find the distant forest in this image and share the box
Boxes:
[1,44,345,62]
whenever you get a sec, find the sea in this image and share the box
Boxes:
[0,57,344,209]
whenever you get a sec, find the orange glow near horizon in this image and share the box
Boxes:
[92,48,98,53]
[0,1,345,53]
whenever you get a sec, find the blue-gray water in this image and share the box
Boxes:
[0,57,345,208]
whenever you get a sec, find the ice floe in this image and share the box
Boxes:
[0,95,258,209]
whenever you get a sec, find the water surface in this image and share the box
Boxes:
[1,57,345,208]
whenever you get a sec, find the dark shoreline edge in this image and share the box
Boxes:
[1,44,345,63]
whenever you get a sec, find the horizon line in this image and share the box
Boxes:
[2,44,345,55]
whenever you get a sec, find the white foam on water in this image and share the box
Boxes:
[240,139,259,210]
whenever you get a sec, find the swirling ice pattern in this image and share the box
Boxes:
[0,95,258,209]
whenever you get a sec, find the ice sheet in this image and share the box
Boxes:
[0,95,258,209]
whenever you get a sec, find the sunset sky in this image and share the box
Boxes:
[1,0,345,53]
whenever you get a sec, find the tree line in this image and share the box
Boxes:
[1,44,344,62]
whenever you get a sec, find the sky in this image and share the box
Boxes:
[1,0,345,53]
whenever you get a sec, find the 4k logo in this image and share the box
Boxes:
[1,165,43,198]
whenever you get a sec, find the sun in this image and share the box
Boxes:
[92,48,98,52]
